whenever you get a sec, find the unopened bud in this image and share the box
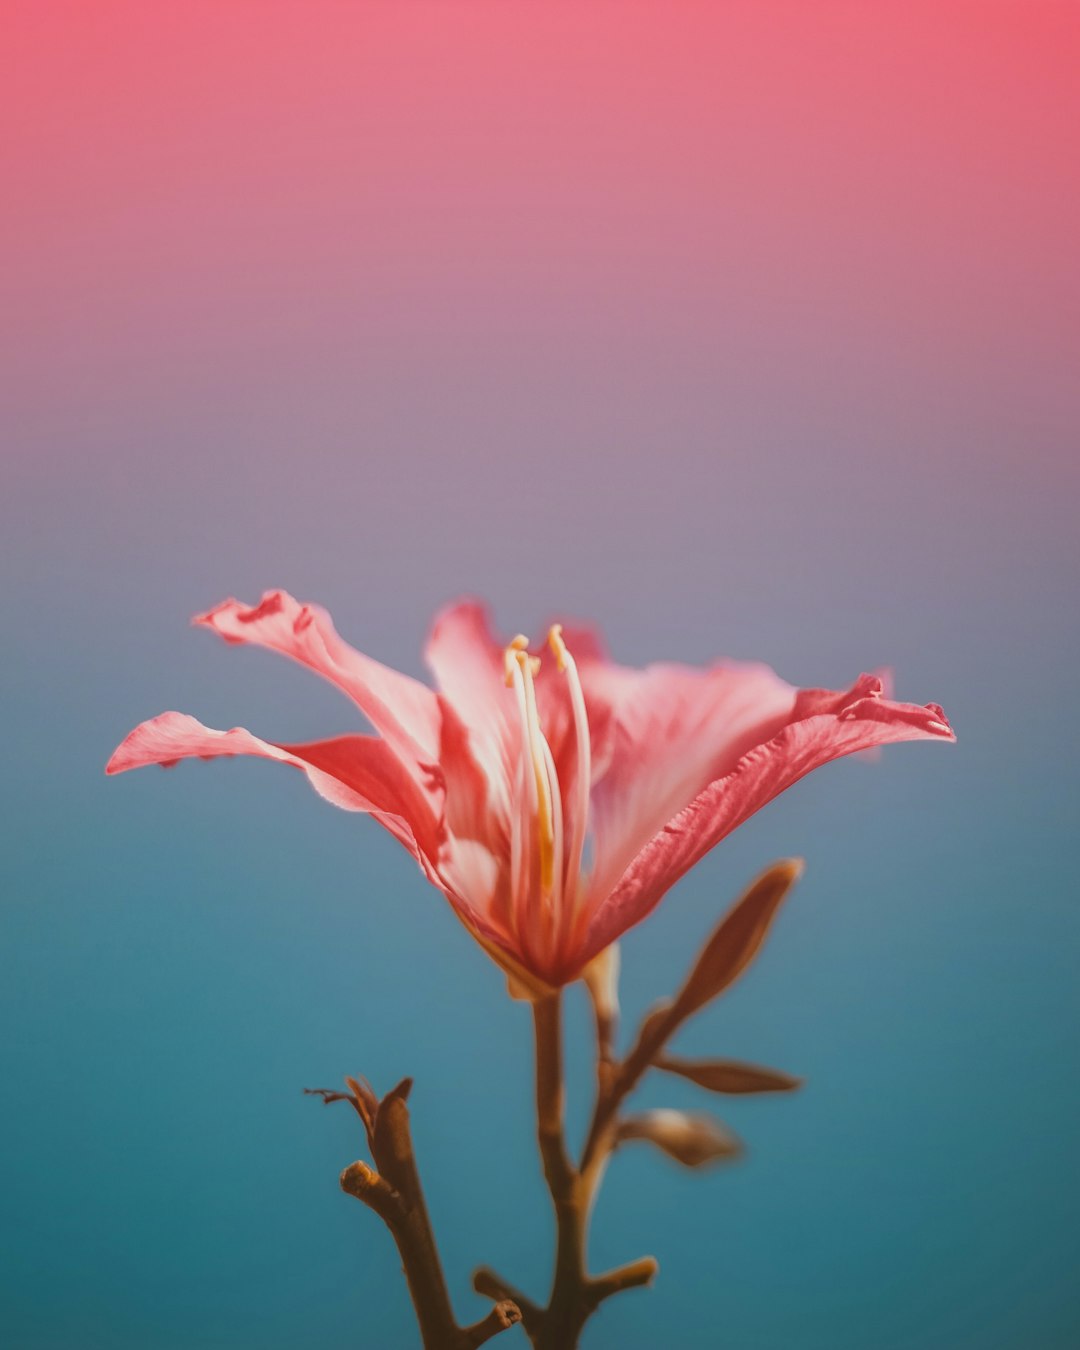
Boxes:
[583,943,620,1025]
[673,859,803,1020]
[655,1055,802,1095]
[617,1108,742,1168]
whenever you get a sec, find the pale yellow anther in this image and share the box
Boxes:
[548,623,568,672]
[505,635,540,685]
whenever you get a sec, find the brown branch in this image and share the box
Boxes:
[472,1267,544,1329]
[532,995,574,1195]
[339,1159,403,1225]
[587,1256,659,1308]
[328,1078,521,1349]
[531,994,589,1350]
[460,1301,523,1348]
[579,1000,676,1177]
[469,992,665,1347]
[514,994,654,1348]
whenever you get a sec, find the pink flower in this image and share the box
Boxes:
[107,592,954,993]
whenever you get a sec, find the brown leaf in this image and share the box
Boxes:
[672,859,803,1020]
[344,1076,380,1137]
[655,1055,802,1094]
[381,1076,413,1106]
[617,1109,742,1168]
[373,1079,414,1167]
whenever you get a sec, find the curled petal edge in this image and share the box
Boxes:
[579,685,954,967]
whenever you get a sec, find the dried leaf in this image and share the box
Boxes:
[344,1075,380,1137]
[617,1108,742,1168]
[303,1087,353,1106]
[673,859,803,1020]
[372,1079,417,1196]
[381,1076,413,1106]
[305,1080,378,1140]
[655,1055,802,1094]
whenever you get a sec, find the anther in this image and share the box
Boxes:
[506,635,541,684]
[548,623,568,672]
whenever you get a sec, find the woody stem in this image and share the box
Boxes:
[530,993,592,1350]
[475,993,657,1346]
[339,1085,521,1350]
[581,1003,678,1176]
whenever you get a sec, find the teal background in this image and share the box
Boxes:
[2,4,1078,1347]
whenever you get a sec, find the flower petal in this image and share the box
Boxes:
[106,712,525,974]
[106,712,442,862]
[579,659,800,907]
[195,592,442,776]
[424,600,517,794]
[580,680,954,962]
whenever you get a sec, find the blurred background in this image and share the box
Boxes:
[2,3,1078,1346]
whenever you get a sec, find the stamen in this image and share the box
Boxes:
[504,634,540,684]
[507,735,526,938]
[503,638,562,928]
[505,651,539,941]
[515,647,557,896]
[548,624,591,932]
[539,733,564,917]
[548,623,569,672]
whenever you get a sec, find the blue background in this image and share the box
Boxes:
[3,4,1078,1347]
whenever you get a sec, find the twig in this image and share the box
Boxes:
[322,1079,522,1349]
[587,1256,659,1307]
[580,999,677,1176]
[472,1267,544,1329]
[460,1301,523,1348]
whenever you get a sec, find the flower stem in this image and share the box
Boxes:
[532,993,590,1349]
[474,993,657,1348]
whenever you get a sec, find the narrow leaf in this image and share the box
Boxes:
[344,1075,380,1138]
[617,1108,742,1168]
[655,1055,802,1094]
[673,859,803,1020]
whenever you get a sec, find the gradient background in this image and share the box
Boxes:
[2,3,1078,1347]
